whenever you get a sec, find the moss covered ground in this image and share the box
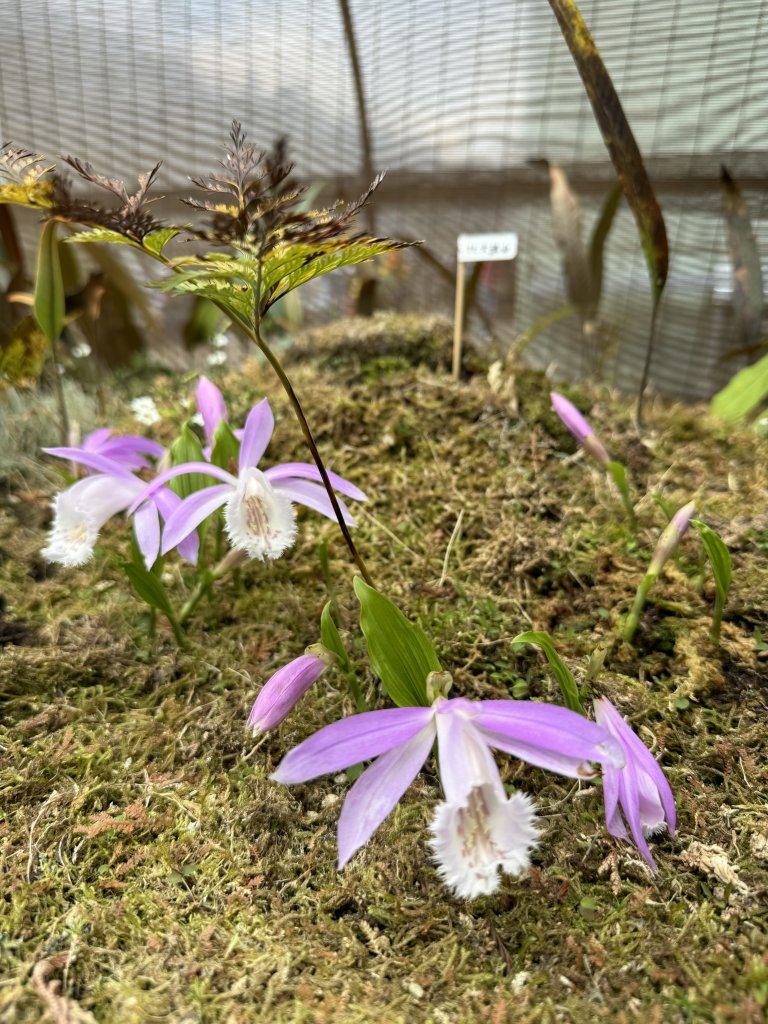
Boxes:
[1,314,767,1023]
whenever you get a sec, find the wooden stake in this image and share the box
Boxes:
[452,260,466,381]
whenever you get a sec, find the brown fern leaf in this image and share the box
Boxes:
[183,124,306,245]
[55,157,165,240]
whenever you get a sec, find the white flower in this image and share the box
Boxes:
[206,350,228,366]
[42,475,142,567]
[223,466,297,560]
[130,396,161,426]
[430,704,539,898]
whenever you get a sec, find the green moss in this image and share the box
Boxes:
[1,322,767,1022]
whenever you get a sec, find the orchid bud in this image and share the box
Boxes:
[649,500,696,575]
[247,644,338,733]
[550,392,610,466]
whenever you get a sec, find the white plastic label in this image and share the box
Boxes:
[457,232,518,263]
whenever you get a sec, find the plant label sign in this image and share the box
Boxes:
[453,232,519,380]
[457,232,518,264]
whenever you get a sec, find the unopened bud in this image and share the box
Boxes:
[649,500,696,575]
[247,644,338,733]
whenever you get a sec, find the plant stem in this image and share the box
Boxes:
[49,342,70,444]
[250,320,375,586]
[179,571,215,626]
[624,572,657,643]
[711,595,724,645]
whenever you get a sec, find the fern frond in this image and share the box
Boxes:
[56,157,165,240]
[0,144,56,208]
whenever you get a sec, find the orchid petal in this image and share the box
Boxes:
[619,755,656,868]
[474,701,624,778]
[126,461,238,515]
[82,427,113,450]
[271,706,435,784]
[264,463,367,502]
[160,484,231,555]
[223,467,297,560]
[42,474,141,567]
[196,376,227,445]
[134,502,161,569]
[435,702,503,804]
[99,436,164,466]
[337,722,436,868]
[43,447,137,480]
[152,488,200,564]
[238,399,274,471]
[270,478,356,525]
[593,698,676,869]
[594,699,676,834]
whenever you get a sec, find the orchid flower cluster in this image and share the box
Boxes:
[550,392,732,644]
[42,376,367,632]
[251,580,676,898]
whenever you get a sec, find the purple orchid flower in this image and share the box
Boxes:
[79,427,164,472]
[247,645,337,733]
[195,376,243,456]
[272,696,624,899]
[42,447,198,568]
[593,698,676,870]
[551,392,610,466]
[127,398,367,561]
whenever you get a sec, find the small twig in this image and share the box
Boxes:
[438,509,464,588]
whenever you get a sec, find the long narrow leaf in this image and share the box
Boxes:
[320,601,350,671]
[547,0,668,417]
[512,630,584,714]
[34,220,65,344]
[589,180,623,307]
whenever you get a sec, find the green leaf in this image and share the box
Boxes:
[511,630,584,714]
[65,226,142,249]
[710,349,768,422]
[353,577,440,707]
[320,601,349,671]
[652,493,675,522]
[122,561,175,619]
[34,220,66,344]
[169,424,210,499]
[589,179,623,307]
[260,237,406,313]
[606,460,636,528]
[209,419,240,472]
[142,227,181,257]
[692,521,732,607]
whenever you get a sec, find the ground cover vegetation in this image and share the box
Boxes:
[2,317,767,1022]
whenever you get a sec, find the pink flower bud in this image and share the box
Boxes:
[247,645,337,733]
[649,500,696,575]
[550,392,610,466]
